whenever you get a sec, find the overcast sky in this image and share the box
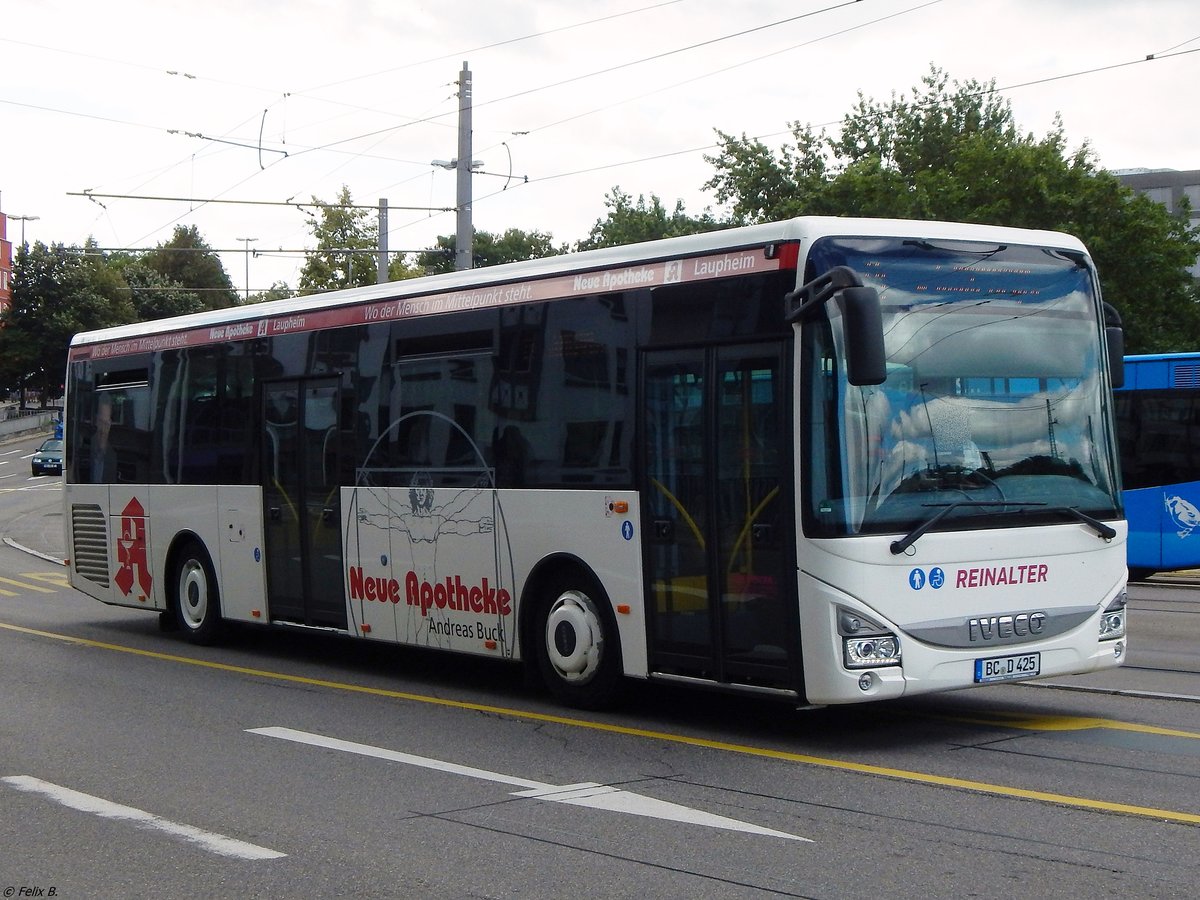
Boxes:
[4,0,1198,294]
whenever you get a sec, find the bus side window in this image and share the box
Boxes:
[90,394,117,483]
[494,424,533,486]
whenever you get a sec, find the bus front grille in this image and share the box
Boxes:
[71,503,110,587]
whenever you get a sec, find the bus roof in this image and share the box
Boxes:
[1123,352,1200,362]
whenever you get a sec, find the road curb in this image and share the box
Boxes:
[3,535,67,567]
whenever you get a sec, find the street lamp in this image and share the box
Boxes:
[235,237,258,302]
[10,214,39,247]
[431,152,483,272]
[431,159,483,171]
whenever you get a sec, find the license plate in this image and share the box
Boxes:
[974,652,1041,683]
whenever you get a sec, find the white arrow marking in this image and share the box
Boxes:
[250,726,809,842]
[3,775,286,860]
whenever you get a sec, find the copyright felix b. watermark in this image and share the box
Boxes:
[4,888,58,897]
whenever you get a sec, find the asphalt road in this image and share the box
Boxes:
[2,431,1198,899]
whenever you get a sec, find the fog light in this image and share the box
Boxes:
[858,671,875,692]
[1113,641,1124,660]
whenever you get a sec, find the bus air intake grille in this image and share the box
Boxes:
[1172,363,1200,388]
[71,503,110,587]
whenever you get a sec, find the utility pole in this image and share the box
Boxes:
[236,237,257,301]
[377,198,388,283]
[455,62,473,271]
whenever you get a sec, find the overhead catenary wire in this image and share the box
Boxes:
[287,0,869,160]
[66,192,453,213]
[5,2,726,259]
[40,41,1200,267]
[8,3,1196,284]
[482,45,1200,191]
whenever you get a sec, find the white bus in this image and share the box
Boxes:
[64,216,1128,708]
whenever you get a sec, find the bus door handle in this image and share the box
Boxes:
[269,506,282,522]
[322,507,335,523]
[752,523,773,544]
[653,518,674,541]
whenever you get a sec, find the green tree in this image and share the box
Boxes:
[416,228,566,275]
[387,254,427,281]
[108,258,206,321]
[576,187,724,250]
[142,224,238,309]
[246,282,295,304]
[0,241,135,404]
[298,185,379,294]
[704,65,1200,352]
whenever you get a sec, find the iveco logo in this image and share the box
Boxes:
[968,611,1047,642]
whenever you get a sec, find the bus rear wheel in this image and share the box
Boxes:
[535,573,622,709]
[172,540,223,645]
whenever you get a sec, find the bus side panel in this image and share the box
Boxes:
[144,484,225,616]
[342,484,519,652]
[215,485,268,624]
[1124,485,1165,572]
[340,487,646,675]
[1117,354,1200,575]
[1157,480,1200,572]
[342,484,401,645]
[67,483,252,619]
[501,489,647,679]
[68,483,162,613]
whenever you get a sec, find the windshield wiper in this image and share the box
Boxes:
[890,501,1041,555]
[1047,506,1118,541]
[902,239,1007,257]
[888,501,1117,555]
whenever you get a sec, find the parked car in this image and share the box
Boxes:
[31,438,63,476]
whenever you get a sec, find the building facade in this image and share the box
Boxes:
[1116,168,1200,278]
[0,213,12,316]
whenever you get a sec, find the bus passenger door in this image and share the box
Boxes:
[262,377,347,628]
[642,345,798,692]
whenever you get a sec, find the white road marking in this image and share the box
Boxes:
[250,726,810,842]
[2,775,286,860]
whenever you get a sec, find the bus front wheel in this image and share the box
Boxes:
[535,572,622,709]
[172,540,223,645]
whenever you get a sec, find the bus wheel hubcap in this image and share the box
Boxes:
[180,562,207,627]
[545,590,602,684]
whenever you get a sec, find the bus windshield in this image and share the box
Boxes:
[805,236,1122,538]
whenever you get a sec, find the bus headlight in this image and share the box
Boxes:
[845,635,901,668]
[1099,592,1126,641]
[838,606,901,668]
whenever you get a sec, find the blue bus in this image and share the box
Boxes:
[1115,352,1200,578]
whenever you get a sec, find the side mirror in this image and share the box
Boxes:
[1103,302,1124,389]
[787,266,887,386]
[840,287,886,386]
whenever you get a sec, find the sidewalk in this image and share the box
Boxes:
[5,502,67,565]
